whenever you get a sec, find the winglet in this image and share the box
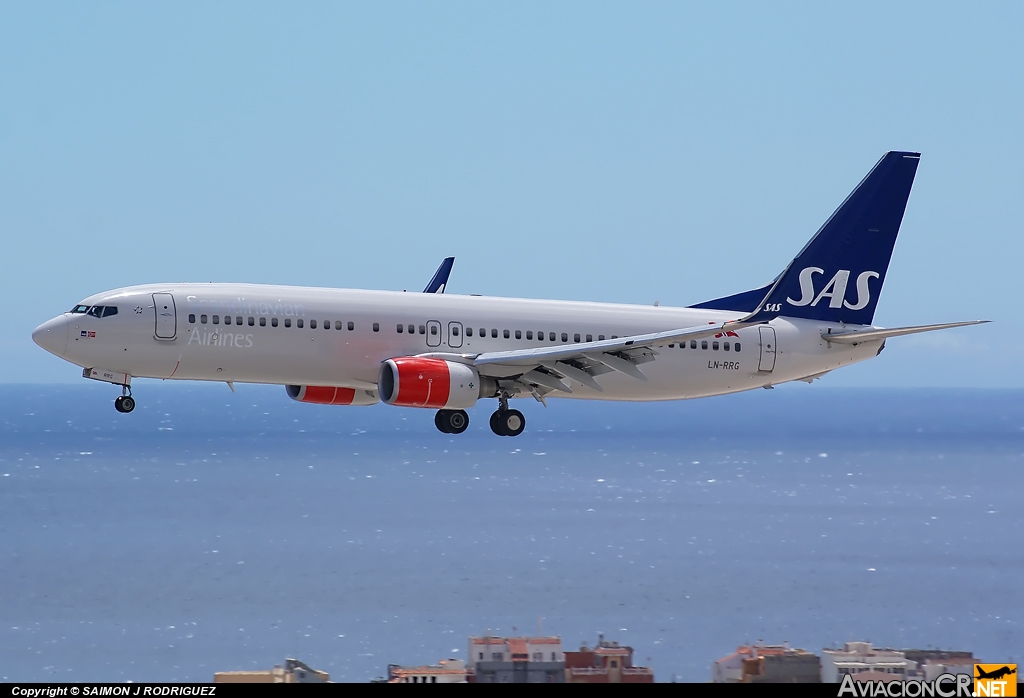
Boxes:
[423,257,455,293]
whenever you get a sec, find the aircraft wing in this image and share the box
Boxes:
[416,316,764,394]
[822,320,989,344]
[423,257,455,293]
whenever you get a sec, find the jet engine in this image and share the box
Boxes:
[378,357,496,409]
[286,385,379,406]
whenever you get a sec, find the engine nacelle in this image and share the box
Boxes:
[286,385,379,406]
[378,357,495,409]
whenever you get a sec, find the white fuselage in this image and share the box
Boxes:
[34,283,883,402]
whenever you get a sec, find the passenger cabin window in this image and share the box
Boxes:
[212,315,220,324]
[429,324,436,335]
[259,317,266,326]
[574,333,580,342]
[236,316,242,325]
[701,340,708,350]
[188,314,196,323]
[373,323,380,332]
[397,324,404,333]
[549,332,556,341]
[248,317,255,326]
[225,315,233,325]
[297,319,304,328]
[735,343,741,352]
[514,330,521,339]
[599,335,605,341]
[284,319,291,328]
[201,314,208,324]
[561,332,568,342]
[452,326,460,336]
[586,334,592,342]
[336,321,343,330]
[310,320,317,329]
[526,331,533,339]
[479,328,485,337]
[723,342,730,351]
[271,318,278,327]
[419,325,425,334]
[323,319,330,330]
[466,327,473,337]
[503,330,510,339]
[491,329,498,338]
[690,340,697,349]
[348,321,354,331]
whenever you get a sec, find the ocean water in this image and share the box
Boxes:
[0,383,1021,682]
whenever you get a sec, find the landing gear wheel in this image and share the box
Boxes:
[436,409,469,434]
[114,396,125,413]
[435,410,451,433]
[490,410,506,436]
[446,410,469,434]
[490,409,525,436]
[501,409,525,437]
[119,396,136,413]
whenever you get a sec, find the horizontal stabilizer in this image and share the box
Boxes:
[822,320,989,344]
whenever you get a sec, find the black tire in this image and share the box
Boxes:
[447,410,469,434]
[114,396,125,413]
[435,410,451,434]
[502,409,525,437]
[489,410,506,436]
[120,396,136,413]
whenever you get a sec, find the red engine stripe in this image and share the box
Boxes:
[392,358,452,408]
[302,386,357,405]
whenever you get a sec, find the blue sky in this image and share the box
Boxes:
[2,2,1021,386]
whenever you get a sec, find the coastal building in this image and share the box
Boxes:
[214,658,330,683]
[386,658,469,683]
[820,642,914,683]
[564,635,654,683]
[712,642,819,683]
[467,636,565,683]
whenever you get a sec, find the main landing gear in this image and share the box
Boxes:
[435,409,469,434]
[489,392,525,437]
[433,393,527,437]
[114,385,135,413]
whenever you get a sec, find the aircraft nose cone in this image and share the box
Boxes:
[33,316,68,357]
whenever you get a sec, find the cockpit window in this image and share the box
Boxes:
[80,305,119,318]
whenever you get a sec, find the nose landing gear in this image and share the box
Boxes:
[114,385,135,413]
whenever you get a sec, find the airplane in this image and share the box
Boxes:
[975,666,1017,681]
[32,151,987,437]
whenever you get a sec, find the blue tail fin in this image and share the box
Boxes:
[423,257,455,293]
[692,151,921,325]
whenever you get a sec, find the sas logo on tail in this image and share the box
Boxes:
[787,267,879,310]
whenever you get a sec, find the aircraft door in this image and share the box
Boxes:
[153,293,177,340]
[758,326,777,372]
[425,320,442,348]
[448,322,463,348]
